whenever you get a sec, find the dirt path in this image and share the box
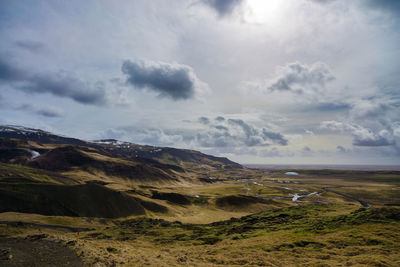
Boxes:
[0,237,83,267]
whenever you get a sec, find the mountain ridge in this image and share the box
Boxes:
[0,125,241,170]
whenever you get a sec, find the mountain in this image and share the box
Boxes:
[0,125,244,218]
[92,139,242,170]
[0,125,89,146]
[0,125,241,170]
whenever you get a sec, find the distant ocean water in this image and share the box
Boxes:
[244,164,400,171]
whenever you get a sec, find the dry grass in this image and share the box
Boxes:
[3,204,398,266]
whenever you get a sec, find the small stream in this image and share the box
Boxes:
[291,192,319,202]
[321,187,371,208]
[239,179,321,203]
[238,177,371,208]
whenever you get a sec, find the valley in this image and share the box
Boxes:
[0,126,399,266]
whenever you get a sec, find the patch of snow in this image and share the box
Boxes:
[29,150,40,159]
[23,149,40,160]
[0,128,15,132]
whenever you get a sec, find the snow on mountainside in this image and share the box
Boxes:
[0,126,242,169]
[0,125,90,146]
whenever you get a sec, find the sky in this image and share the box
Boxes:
[1,0,400,165]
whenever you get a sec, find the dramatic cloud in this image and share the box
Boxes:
[15,103,64,118]
[308,0,336,4]
[200,0,244,17]
[321,120,395,146]
[240,62,338,109]
[321,98,400,147]
[21,72,107,105]
[313,0,400,17]
[100,116,288,150]
[15,40,46,53]
[0,58,26,81]
[193,118,288,148]
[0,57,108,105]
[122,60,208,100]
[100,127,186,147]
[227,119,287,146]
[215,116,225,122]
[35,108,63,118]
[198,117,210,124]
[310,102,350,112]
[1,1,400,164]
[364,0,400,14]
[0,93,4,108]
[267,62,335,94]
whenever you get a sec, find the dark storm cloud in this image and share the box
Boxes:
[0,58,26,81]
[198,117,210,124]
[321,98,400,148]
[267,62,335,94]
[308,0,336,4]
[15,40,46,53]
[122,60,205,100]
[35,108,63,117]
[0,93,4,108]
[192,118,289,148]
[201,0,244,17]
[321,120,396,147]
[16,103,64,118]
[214,125,228,131]
[353,135,394,146]
[227,119,288,146]
[215,116,225,122]
[365,0,400,14]
[312,102,350,112]
[312,0,400,16]
[21,72,107,105]
[100,126,187,147]
[102,116,288,150]
[216,118,288,146]
[0,57,108,105]
[261,129,288,145]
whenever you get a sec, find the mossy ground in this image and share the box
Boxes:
[2,204,398,266]
[1,164,400,266]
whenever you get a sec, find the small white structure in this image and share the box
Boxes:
[284,172,299,176]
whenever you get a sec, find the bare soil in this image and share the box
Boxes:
[0,236,82,267]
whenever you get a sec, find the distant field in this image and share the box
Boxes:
[1,140,400,266]
[246,164,400,171]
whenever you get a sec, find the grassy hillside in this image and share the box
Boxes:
[1,204,399,266]
[0,127,400,266]
[0,125,242,171]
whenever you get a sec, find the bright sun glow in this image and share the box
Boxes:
[245,0,286,24]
